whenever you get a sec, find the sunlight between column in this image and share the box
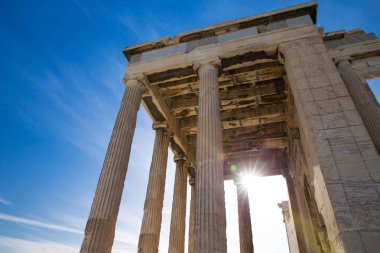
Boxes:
[224,175,290,253]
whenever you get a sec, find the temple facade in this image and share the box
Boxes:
[80,2,380,253]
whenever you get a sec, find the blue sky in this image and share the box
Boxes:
[0,0,379,253]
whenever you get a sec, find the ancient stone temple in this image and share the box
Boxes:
[80,2,380,253]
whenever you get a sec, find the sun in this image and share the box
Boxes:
[239,172,257,191]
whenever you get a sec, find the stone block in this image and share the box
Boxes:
[296,45,315,57]
[343,110,363,126]
[333,207,355,231]
[296,88,314,102]
[318,154,336,168]
[365,159,380,182]
[306,115,324,130]
[326,183,349,208]
[286,15,313,27]
[360,231,380,253]
[311,86,337,101]
[316,99,342,114]
[351,59,367,68]
[302,54,319,66]
[312,130,333,158]
[350,125,371,142]
[345,185,379,205]
[294,76,309,90]
[302,101,319,116]
[330,143,362,163]
[321,112,348,129]
[291,38,312,49]
[332,83,350,97]
[325,127,355,146]
[288,54,301,68]
[302,61,323,79]
[320,53,338,68]
[333,231,365,253]
[218,27,258,43]
[338,97,356,111]
[319,52,334,62]
[292,66,306,80]
[313,42,328,54]
[307,75,331,88]
[321,166,341,181]
[336,161,371,182]
[313,170,328,207]
[141,43,187,61]
[325,208,341,241]
[357,141,380,160]
[325,69,343,85]
[351,206,380,231]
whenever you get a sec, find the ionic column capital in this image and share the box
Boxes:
[174,154,189,167]
[188,166,196,179]
[152,121,171,134]
[193,58,222,75]
[174,154,186,163]
[189,176,195,186]
[123,74,148,91]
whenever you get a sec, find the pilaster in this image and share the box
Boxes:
[280,37,380,253]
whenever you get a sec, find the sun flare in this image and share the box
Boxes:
[239,172,257,191]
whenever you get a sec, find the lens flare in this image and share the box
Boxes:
[239,172,257,190]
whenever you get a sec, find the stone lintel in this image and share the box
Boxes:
[122,2,317,61]
[328,39,380,63]
[125,25,320,77]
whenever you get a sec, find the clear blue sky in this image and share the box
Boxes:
[0,1,379,253]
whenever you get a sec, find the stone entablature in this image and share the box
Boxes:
[123,2,317,63]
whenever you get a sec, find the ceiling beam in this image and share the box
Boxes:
[180,102,287,135]
[145,83,196,165]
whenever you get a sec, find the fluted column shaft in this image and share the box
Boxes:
[138,126,169,253]
[236,184,254,253]
[337,60,380,153]
[80,79,144,253]
[194,60,227,253]
[168,156,188,253]
[188,176,196,253]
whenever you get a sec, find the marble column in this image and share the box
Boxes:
[337,59,380,153]
[138,123,170,253]
[80,78,145,253]
[188,176,196,253]
[194,59,227,253]
[168,155,188,253]
[236,183,254,253]
[283,168,307,253]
